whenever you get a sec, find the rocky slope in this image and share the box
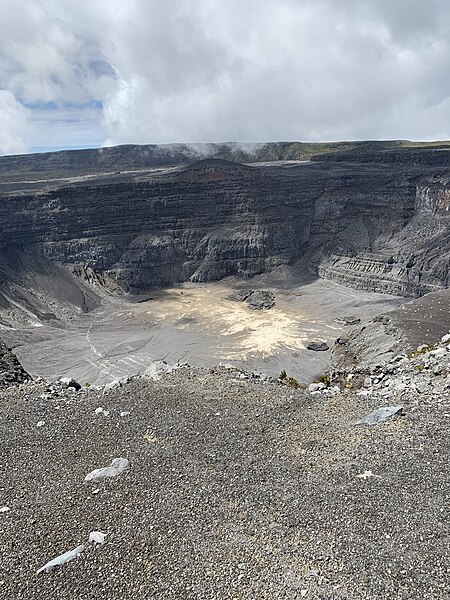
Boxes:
[2,140,450,180]
[0,156,449,320]
[312,145,450,167]
[0,331,449,598]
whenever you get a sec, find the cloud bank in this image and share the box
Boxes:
[1,0,450,153]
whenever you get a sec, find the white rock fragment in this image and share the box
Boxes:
[59,377,81,391]
[94,407,110,416]
[143,360,176,380]
[103,379,122,394]
[391,354,407,363]
[356,470,380,480]
[120,410,130,417]
[0,506,10,513]
[308,382,325,393]
[441,333,450,344]
[36,421,45,428]
[392,381,407,392]
[414,380,429,394]
[326,386,341,395]
[430,348,446,358]
[84,458,129,482]
[88,531,107,544]
[36,544,84,574]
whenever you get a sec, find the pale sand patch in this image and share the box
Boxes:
[138,284,308,359]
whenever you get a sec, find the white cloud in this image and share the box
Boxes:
[0,0,450,153]
[0,90,30,154]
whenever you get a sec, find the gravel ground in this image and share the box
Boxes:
[0,366,449,599]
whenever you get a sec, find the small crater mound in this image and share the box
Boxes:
[227,289,275,310]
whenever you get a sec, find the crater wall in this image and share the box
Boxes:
[0,158,449,298]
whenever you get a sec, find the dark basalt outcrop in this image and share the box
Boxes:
[0,341,30,387]
[227,290,275,310]
[307,341,330,352]
[0,154,449,307]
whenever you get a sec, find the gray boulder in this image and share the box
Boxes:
[59,377,82,391]
[307,341,329,352]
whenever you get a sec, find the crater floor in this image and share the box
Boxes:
[4,273,405,386]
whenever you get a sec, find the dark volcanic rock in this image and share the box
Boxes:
[227,290,275,310]
[247,290,275,310]
[334,316,361,326]
[0,154,449,298]
[226,290,254,303]
[0,342,30,387]
[307,341,330,352]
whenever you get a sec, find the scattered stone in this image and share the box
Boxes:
[36,420,45,428]
[59,377,81,391]
[103,379,122,393]
[84,458,129,483]
[430,348,446,358]
[391,354,407,363]
[353,405,403,426]
[326,385,341,395]
[94,406,110,416]
[414,380,430,394]
[441,333,450,344]
[88,531,107,544]
[36,544,84,574]
[334,316,361,326]
[143,361,176,380]
[391,380,407,392]
[356,470,380,479]
[307,341,329,352]
[308,382,325,392]
[0,506,10,513]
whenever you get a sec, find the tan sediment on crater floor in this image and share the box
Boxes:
[137,284,310,359]
[4,275,404,386]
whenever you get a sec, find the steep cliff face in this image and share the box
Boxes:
[0,158,449,300]
[315,174,450,295]
[0,160,313,292]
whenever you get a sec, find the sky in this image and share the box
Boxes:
[1,0,450,155]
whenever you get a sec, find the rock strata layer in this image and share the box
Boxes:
[0,157,449,308]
